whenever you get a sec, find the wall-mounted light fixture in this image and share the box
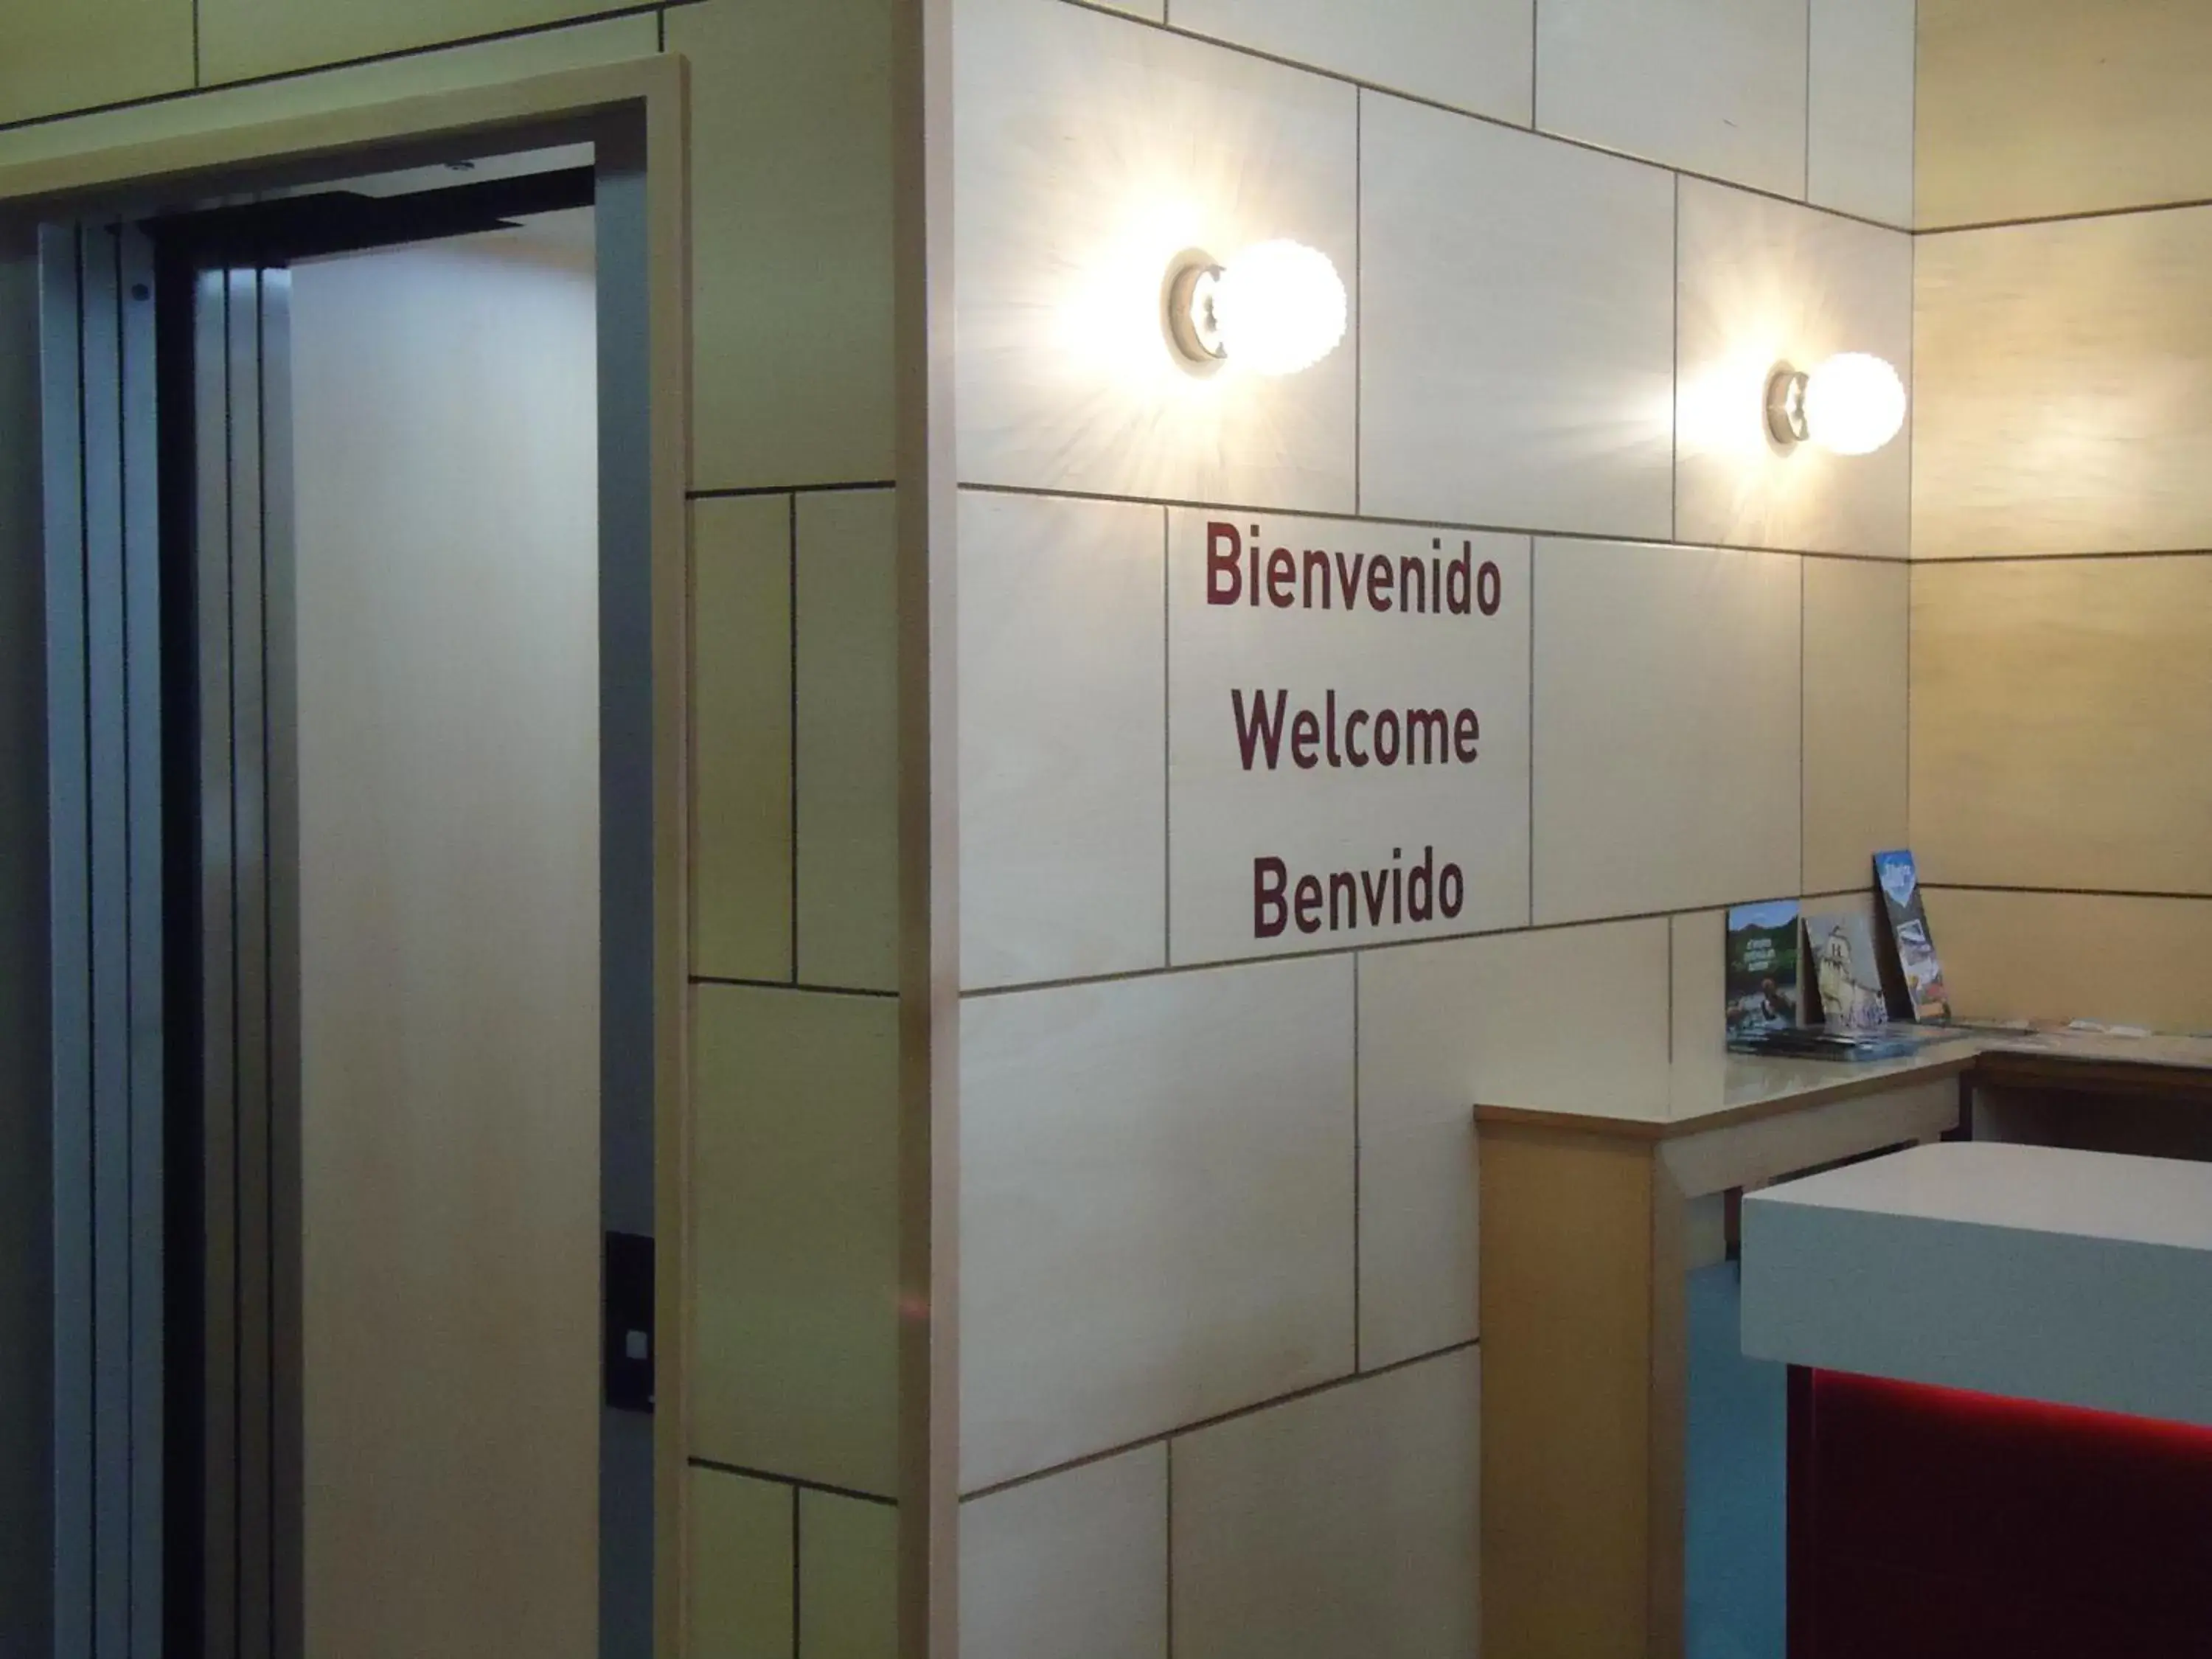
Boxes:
[1765,353,1907,456]
[1166,240,1347,378]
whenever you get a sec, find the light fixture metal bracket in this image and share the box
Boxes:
[1165,251,1228,372]
[1766,364,1811,449]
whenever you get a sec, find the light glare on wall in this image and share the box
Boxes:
[1166,240,1347,377]
[1765,352,1907,456]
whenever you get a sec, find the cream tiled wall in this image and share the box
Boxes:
[1,3,904,1654]
[1908,0,2212,1034]
[951,0,1915,1646]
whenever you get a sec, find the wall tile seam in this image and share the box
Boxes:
[1033,0,1917,237]
[1910,549,2212,567]
[688,1455,900,1509]
[1921,883,2212,905]
[956,888,1883,1000]
[692,977,899,999]
[956,1337,1481,1505]
[1918,192,2212,238]
[692,481,897,501]
[954,484,1910,567]
[0,1,680,137]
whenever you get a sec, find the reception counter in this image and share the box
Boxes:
[1742,1141,2212,1427]
[1742,1143,2212,1656]
[1475,1028,2212,1659]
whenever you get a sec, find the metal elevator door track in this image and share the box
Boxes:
[10,128,659,1659]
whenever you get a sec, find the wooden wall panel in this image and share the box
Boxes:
[799,1492,899,1659]
[1910,558,2212,895]
[959,959,1355,1492]
[692,986,901,1497]
[672,0,897,492]
[1174,1351,1481,1659]
[1913,209,2212,560]
[954,0,1357,510]
[200,0,624,85]
[691,496,795,983]
[959,1449,1167,1659]
[1674,179,1912,559]
[1918,0,2212,228]
[1481,1128,1654,1659]
[1923,888,2212,1032]
[1537,0,1806,198]
[1804,558,1907,894]
[0,0,192,125]
[688,1470,794,1658]
[1534,540,1801,924]
[795,489,900,991]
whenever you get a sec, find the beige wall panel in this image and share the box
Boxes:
[692,985,900,1496]
[959,491,1167,990]
[1534,540,1802,923]
[1354,1116,1478,1372]
[799,1492,899,1659]
[1804,557,1908,892]
[1363,919,1674,1122]
[1669,909,1728,1114]
[689,1470,795,1658]
[1675,180,1913,557]
[1807,0,1916,227]
[1174,1349,1480,1659]
[1917,0,2212,228]
[796,489,900,990]
[961,958,1356,1491]
[1175,0,1533,125]
[0,14,656,170]
[1913,210,2212,560]
[1362,94,1675,538]
[960,1447,1168,1659]
[1537,0,1807,197]
[1923,888,2212,1031]
[1910,558,2212,894]
[200,0,622,83]
[673,0,897,492]
[692,496,793,982]
[953,0,1358,510]
[0,0,192,126]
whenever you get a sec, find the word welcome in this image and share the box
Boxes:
[1254,846,1467,939]
[1232,689,1480,772]
[1208,522,1503,617]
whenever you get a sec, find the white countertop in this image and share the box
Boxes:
[1741,1141,2212,1427]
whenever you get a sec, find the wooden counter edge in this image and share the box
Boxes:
[1472,1053,1980,1141]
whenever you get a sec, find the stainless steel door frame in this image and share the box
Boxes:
[7,109,664,1659]
[184,258,300,1659]
[591,123,658,1659]
[29,219,169,1659]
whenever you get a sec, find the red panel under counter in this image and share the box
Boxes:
[1787,1368,2212,1658]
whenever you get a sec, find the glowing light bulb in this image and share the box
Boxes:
[1767,352,1907,456]
[1166,240,1347,377]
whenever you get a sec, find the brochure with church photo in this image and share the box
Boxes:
[1725,899,1801,1036]
[1806,909,1890,1030]
[1873,848,1951,1020]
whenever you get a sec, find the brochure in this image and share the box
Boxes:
[1725,899,1800,1037]
[1806,909,1890,1031]
[1872,849,1951,1021]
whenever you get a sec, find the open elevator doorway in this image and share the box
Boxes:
[141,145,644,1659]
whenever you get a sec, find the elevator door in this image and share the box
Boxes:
[289,218,601,1659]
